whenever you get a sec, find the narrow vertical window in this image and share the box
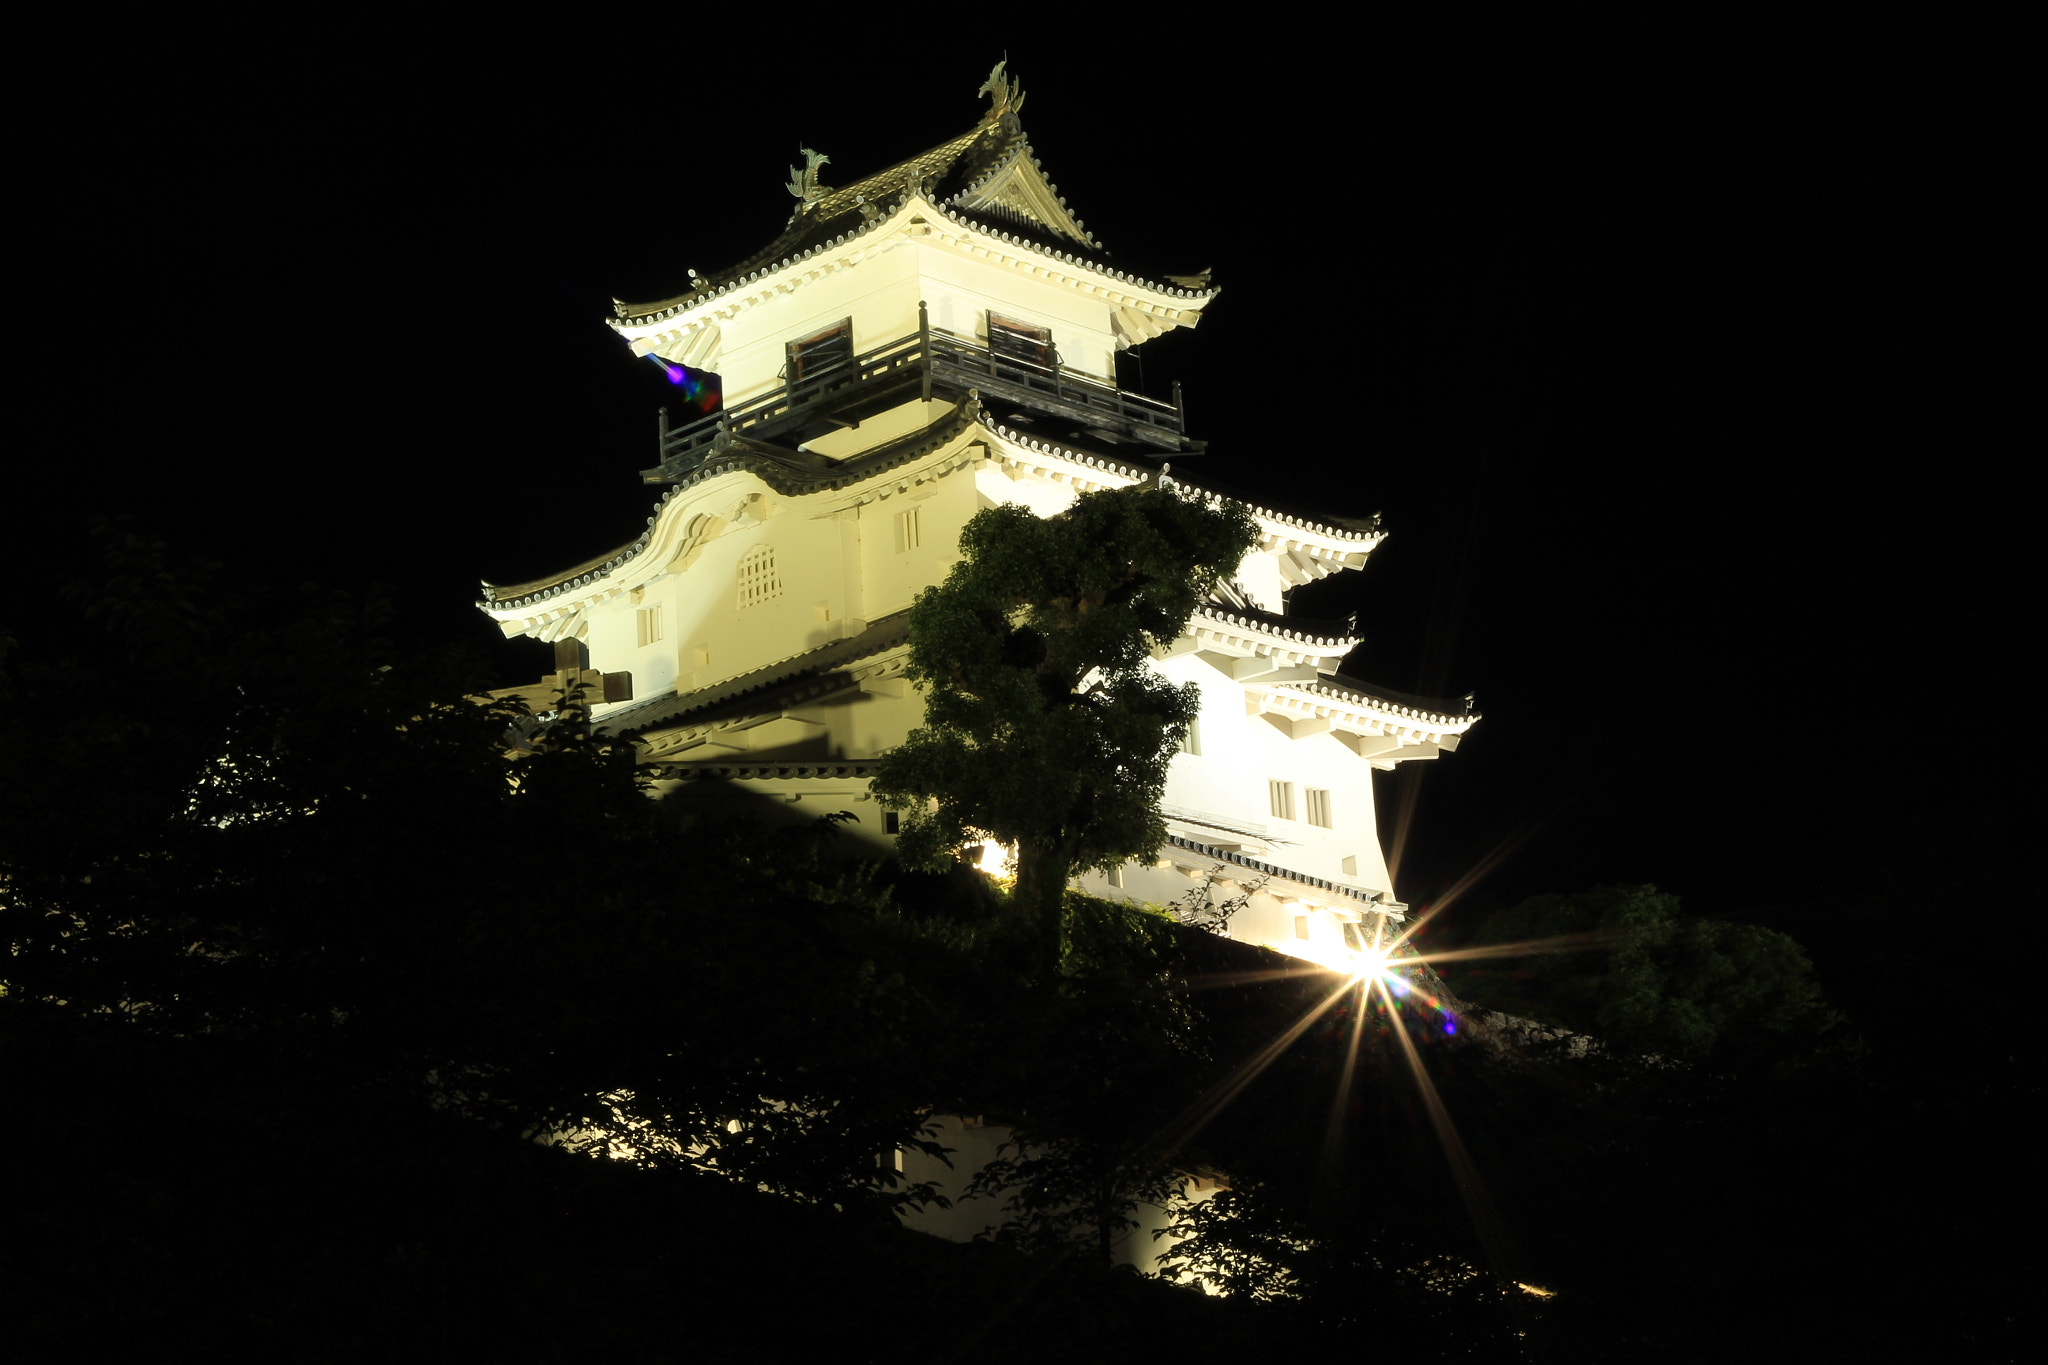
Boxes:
[894,506,921,555]
[1268,780,1295,820]
[1178,716,1201,756]
[1107,863,1125,889]
[1306,788,1332,828]
[736,545,782,609]
[635,604,664,647]
[884,811,901,835]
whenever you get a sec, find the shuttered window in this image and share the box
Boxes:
[789,320,853,382]
[988,313,1053,369]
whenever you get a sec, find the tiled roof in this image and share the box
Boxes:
[1291,673,1479,728]
[1161,834,1396,912]
[1193,604,1358,651]
[595,610,912,740]
[978,419,1385,546]
[480,400,990,609]
[484,398,1392,613]
[612,122,1214,328]
[642,761,884,782]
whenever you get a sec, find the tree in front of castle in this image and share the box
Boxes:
[874,483,1258,975]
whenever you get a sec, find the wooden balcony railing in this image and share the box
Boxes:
[650,302,1187,478]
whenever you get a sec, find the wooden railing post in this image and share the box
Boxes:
[918,300,931,404]
[1173,379,1185,433]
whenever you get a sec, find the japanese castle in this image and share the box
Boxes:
[478,67,1476,976]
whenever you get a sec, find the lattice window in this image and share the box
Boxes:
[736,545,782,610]
[894,506,921,555]
[1306,788,1332,828]
[1178,716,1201,756]
[635,604,664,647]
[1268,780,1295,820]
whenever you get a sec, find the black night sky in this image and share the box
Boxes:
[18,38,2028,1083]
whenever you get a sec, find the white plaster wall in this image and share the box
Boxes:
[915,243,1118,379]
[713,244,924,404]
[1233,553,1287,613]
[858,471,973,622]
[711,237,1122,408]
[783,686,921,762]
[800,397,952,460]
[1151,655,1390,895]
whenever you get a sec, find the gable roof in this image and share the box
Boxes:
[612,119,1214,329]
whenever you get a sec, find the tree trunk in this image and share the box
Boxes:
[1011,836,1072,980]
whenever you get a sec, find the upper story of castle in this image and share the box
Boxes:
[474,67,1477,783]
[608,65,1219,483]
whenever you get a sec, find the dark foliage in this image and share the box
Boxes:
[1441,884,1858,1068]
[5,532,2018,1358]
[873,484,1258,971]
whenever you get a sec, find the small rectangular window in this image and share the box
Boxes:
[885,811,901,835]
[988,313,1053,369]
[635,604,664,648]
[1293,915,1311,941]
[1268,780,1295,820]
[1306,788,1332,828]
[789,319,853,383]
[1341,855,1358,877]
[894,506,921,555]
[1178,716,1201,756]
[1107,863,1125,888]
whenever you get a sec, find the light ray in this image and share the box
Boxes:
[1146,972,1358,1165]
[1397,932,1614,967]
[1379,982,1516,1272]
[1313,978,1370,1199]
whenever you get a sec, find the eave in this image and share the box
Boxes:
[478,399,994,635]
[609,187,1217,363]
[1248,675,1479,768]
[480,397,1391,642]
[1157,834,1405,920]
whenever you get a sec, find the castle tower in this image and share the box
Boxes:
[478,71,1476,969]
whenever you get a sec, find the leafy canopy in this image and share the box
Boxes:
[873,483,1258,939]
[1446,884,1849,1063]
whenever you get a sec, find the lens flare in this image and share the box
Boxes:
[1351,945,1391,980]
[643,355,722,414]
